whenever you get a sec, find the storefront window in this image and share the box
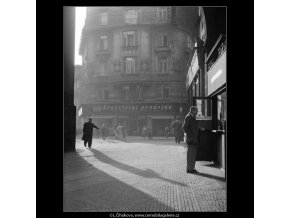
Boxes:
[217,91,227,130]
[196,77,199,97]
[192,83,196,97]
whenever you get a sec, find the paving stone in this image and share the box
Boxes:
[64,138,226,212]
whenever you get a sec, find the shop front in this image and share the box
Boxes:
[206,39,227,172]
[186,48,215,163]
[185,35,227,175]
[79,102,188,136]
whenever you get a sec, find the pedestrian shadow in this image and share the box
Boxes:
[64,152,176,212]
[104,140,119,143]
[89,148,187,187]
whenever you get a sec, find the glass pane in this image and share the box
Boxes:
[196,75,200,97]
[193,98,212,119]
[128,35,134,46]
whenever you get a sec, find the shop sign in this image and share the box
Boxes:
[186,52,199,90]
[80,103,188,116]
[207,50,226,96]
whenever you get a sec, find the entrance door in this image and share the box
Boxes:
[191,97,216,162]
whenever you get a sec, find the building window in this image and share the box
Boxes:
[163,87,170,99]
[125,57,136,74]
[100,35,108,50]
[101,12,108,25]
[161,33,168,47]
[99,61,107,76]
[158,57,168,73]
[125,10,138,24]
[137,86,143,100]
[104,89,109,99]
[158,7,167,21]
[123,31,136,47]
[122,86,129,100]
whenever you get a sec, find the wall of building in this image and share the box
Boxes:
[78,7,190,136]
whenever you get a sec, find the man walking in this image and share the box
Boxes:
[182,106,204,174]
[147,126,152,140]
[82,117,99,149]
[141,126,147,139]
[165,126,169,138]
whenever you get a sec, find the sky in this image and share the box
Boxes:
[75,7,86,66]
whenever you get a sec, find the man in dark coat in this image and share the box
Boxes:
[147,127,152,140]
[182,106,204,174]
[82,117,99,148]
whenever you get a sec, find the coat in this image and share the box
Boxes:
[82,122,99,141]
[182,113,200,145]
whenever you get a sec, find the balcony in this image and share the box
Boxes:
[122,45,138,50]
[154,46,171,53]
[85,72,184,85]
[95,49,111,57]
[121,45,138,56]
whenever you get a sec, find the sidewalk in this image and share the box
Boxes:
[64,138,226,212]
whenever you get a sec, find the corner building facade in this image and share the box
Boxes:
[79,7,191,136]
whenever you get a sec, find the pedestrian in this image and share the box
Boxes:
[172,118,183,143]
[147,126,152,140]
[141,126,147,139]
[123,125,127,142]
[116,123,124,141]
[182,106,205,174]
[101,124,107,141]
[165,126,169,138]
[82,117,99,149]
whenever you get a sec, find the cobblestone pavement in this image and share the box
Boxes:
[64,137,226,212]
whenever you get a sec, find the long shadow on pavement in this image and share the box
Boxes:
[64,151,176,212]
[89,148,187,187]
[195,172,226,183]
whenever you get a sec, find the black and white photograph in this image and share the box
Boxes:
[63,6,227,212]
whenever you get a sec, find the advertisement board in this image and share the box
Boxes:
[207,50,226,96]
